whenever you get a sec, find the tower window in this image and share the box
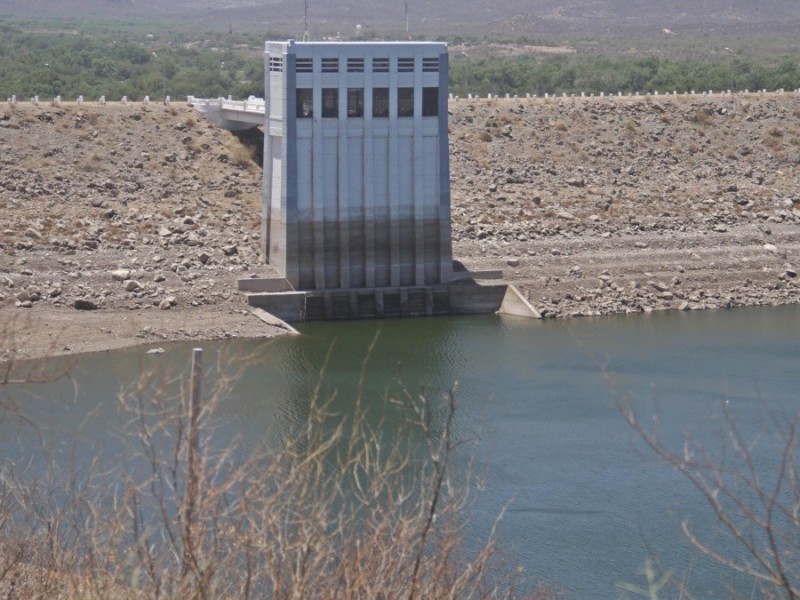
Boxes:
[422,87,438,116]
[372,58,389,73]
[372,88,389,117]
[296,88,313,118]
[296,58,313,73]
[322,88,338,118]
[397,87,414,117]
[348,88,364,117]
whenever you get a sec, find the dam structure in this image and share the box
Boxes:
[265,40,453,294]
[193,40,536,321]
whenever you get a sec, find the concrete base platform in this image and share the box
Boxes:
[238,277,293,293]
[245,282,514,322]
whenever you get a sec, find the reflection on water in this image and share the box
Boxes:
[2,305,799,598]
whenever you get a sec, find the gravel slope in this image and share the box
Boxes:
[449,93,800,318]
[1,93,799,361]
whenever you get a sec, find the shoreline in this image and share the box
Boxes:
[4,297,798,366]
[1,304,289,364]
[4,234,797,364]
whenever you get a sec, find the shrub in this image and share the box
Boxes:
[183,137,203,153]
[766,125,783,138]
[0,347,532,599]
[763,130,783,150]
[622,401,800,599]
[688,107,713,125]
[228,141,257,167]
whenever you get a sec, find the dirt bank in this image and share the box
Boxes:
[449,93,800,318]
[1,94,798,361]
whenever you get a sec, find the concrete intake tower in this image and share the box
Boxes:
[264,40,452,294]
[195,40,535,321]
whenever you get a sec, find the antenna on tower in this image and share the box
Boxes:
[303,0,310,41]
[404,0,410,40]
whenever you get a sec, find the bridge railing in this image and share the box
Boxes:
[188,95,266,115]
[7,89,800,108]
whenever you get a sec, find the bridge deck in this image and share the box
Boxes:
[188,96,265,130]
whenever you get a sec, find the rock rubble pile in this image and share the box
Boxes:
[1,94,798,357]
[448,94,800,317]
[1,103,264,319]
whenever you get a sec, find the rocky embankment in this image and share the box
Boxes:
[1,94,799,360]
[449,93,800,317]
[0,102,274,359]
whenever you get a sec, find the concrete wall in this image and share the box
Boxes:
[247,283,510,322]
[263,40,453,291]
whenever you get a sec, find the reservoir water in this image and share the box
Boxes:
[3,305,799,598]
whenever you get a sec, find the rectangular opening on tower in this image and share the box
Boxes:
[296,58,313,73]
[422,87,439,116]
[321,58,339,73]
[269,56,283,72]
[296,88,313,118]
[372,88,389,117]
[397,87,414,117]
[348,88,364,117]
[347,58,365,72]
[322,88,338,118]
[398,57,415,72]
[372,57,389,73]
[422,57,439,72]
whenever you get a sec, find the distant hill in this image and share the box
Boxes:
[2,0,800,36]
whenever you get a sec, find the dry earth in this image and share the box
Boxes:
[1,93,799,362]
[450,93,800,319]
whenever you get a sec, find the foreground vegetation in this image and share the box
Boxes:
[621,400,800,600]
[1,19,799,100]
[0,345,545,598]
[1,331,799,598]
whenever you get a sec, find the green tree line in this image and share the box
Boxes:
[0,24,264,100]
[1,23,798,100]
[449,53,800,97]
